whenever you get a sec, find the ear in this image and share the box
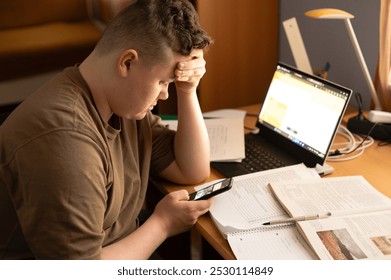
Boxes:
[118,49,139,77]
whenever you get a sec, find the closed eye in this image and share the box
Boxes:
[160,78,175,86]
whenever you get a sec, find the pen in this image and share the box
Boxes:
[262,212,332,226]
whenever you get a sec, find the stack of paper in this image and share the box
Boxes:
[160,109,246,162]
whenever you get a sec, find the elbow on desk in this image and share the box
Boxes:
[159,162,211,185]
[178,165,211,185]
[188,167,211,185]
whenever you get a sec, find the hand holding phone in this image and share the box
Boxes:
[188,178,233,201]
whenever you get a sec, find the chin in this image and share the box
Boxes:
[121,109,150,120]
[132,111,149,120]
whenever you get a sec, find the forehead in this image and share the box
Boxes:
[150,51,187,78]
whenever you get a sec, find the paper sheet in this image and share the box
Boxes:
[160,109,246,162]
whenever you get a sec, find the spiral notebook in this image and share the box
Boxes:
[227,224,317,260]
[206,164,321,259]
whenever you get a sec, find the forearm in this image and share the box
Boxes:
[174,91,210,183]
[100,190,211,259]
[100,213,168,260]
[159,49,210,184]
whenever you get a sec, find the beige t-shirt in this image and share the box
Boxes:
[0,67,176,259]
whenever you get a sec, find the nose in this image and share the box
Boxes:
[159,87,169,101]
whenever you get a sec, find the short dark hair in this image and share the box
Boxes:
[95,0,212,64]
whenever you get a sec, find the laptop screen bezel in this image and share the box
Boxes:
[255,62,352,167]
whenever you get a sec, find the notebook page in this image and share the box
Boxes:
[227,225,317,260]
[209,164,320,233]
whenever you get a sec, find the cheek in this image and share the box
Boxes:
[145,84,163,100]
[119,80,162,110]
[135,86,160,109]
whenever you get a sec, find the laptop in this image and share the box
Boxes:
[211,62,352,177]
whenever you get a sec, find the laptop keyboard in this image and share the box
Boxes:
[242,135,286,172]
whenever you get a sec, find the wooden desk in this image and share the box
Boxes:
[157,103,391,260]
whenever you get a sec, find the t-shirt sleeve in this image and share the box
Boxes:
[10,130,108,259]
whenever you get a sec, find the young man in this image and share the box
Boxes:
[0,0,213,259]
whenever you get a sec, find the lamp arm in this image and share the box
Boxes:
[344,19,382,110]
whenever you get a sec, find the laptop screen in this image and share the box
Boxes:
[257,63,351,165]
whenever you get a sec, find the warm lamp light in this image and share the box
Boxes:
[305,8,354,19]
[305,8,382,110]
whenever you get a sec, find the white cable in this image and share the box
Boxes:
[327,124,374,162]
[328,128,374,161]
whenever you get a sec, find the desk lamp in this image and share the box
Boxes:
[305,8,382,111]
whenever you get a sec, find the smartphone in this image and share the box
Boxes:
[188,178,233,201]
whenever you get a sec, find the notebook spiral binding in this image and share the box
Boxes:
[228,223,296,236]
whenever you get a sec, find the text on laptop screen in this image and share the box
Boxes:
[258,64,350,159]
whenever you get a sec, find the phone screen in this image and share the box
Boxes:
[189,178,233,200]
[193,180,224,200]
